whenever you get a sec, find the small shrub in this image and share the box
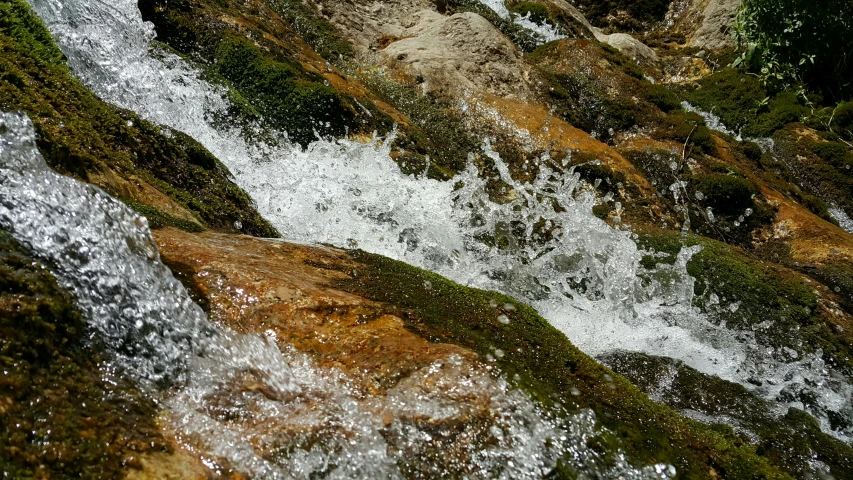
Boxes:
[734,0,853,100]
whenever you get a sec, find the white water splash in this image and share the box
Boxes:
[25,0,853,443]
[829,205,853,233]
[1,111,679,479]
[681,101,741,140]
[476,0,567,44]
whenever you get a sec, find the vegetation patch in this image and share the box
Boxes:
[358,70,479,178]
[265,0,354,62]
[654,110,715,154]
[772,124,853,220]
[139,0,392,147]
[0,0,278,237]
[0,232,168,478]
[128,202,204,233]
[680,68,809,138]
[734,0,853,101]
[213,35,359,147]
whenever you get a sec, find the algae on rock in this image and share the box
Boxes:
[0,232,168,478]
[0,0,278,237]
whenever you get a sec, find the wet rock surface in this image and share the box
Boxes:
[3,0,853,477]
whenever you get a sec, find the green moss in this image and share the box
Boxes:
[139,0,392,147]
[324,250,792,479]
[602,351,853,479]
[541,71,636,141]
[655,110,715,154]
[574,0,673,31]
[0,232,168,478]
[0,0,65,68]
[681,69,809,138]
[213,35,358,147]
[265,0,354,61]
[358,70,479,178]
[812,259,853,311]
[0,0,279,238]
[773,125,853,219]
[740,140,764,161]
[598,43,646,80]
[641,83,681,112]
[687,174,757,216]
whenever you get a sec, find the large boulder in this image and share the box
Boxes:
[378,10,534,101]
[689,0,741,49]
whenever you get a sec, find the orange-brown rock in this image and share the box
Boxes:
[153,228,477,396]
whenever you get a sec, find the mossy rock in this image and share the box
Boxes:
[539,70,637,141]
[601,351,853,479]
[264,0,354,62]
[357,70,479,178]
[324,250,798,479]
[213,35,359,147]
[687,174,757,216]
[637,231,852,375]
[0,0,278,238]
[655,110,715,155]
[0,231,168,478]
[681,68,809,138]
[772,124,853,219]
[139,0,393,147]
[641,83,681,113]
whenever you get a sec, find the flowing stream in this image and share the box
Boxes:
[0,111,677,478]
[20,0,853,453]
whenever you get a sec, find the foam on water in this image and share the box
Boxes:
[476,0,567,44]
[0,111,677,479]
[25,0,853,443]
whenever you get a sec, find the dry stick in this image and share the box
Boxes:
[682,124,698,162]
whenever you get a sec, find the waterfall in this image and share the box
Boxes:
[23,0,853,444]
[1,110,682,479]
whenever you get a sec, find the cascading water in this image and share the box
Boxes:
[475,0,568,44]
[24,0,853,445]
[0,111,679,479]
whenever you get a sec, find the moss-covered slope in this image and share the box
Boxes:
[0,0,278,237]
